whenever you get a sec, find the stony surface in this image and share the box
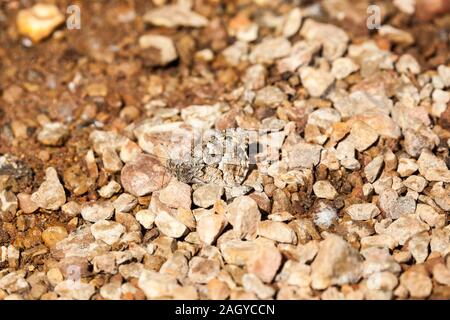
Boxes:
[0,0,449,301]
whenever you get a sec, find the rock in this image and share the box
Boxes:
[98,181,121,198]
[257,221,297,244]
[254,86,287,108]
[138,270,179,299]
[379,189,416,219]
[246,244,282,283]
[307,108,341,129]
[249,37,291,64]
[90,220,125,245]
[242,273,275,299]
[112,193,137,213]
[408,232,430,263]
[159,178,191,209]
[155,211,188,238]
[416,204,444,228]
[378,25,414,46]
[313,180,338,200]
[432,263,450,286]
[300,67,335,97]
[135,210,156,229]
[42,226,68,248]
[102,148,123,173]
[188,257,220,284]
[417,149,450,183]
[31,167,66,210]
[17,193,38,213]
[80,201,114,222]
[16,4,64,43]
[282,8,302,38]
[364,156,384,183]
[139,35,178,66]
[192,184,224,208]
[120,154,170,197]
[331,57,359,79]
[437,65,450,87]
[400,266,432,298]
[0,190,18,214]
[226,196,261,240]
[242,64,267,90]
[397,158,419,177]
[181,104,221,130]
[403,175,427,192]
[286,142,322,169]
[143,4,208,28]
[207,279,230,300]
[311,234,363,290]
[396,54,421,74]
[366,271,398,291]
[100,282,122,300]
[300,19,349,60]
[383,215,429,245]
[37,122,69,146]
[404,130,436,158]
[61,201,80,218]
[0,272,29,294]
[54,280,95,300]
[348,120,379,152]
[197,213,227,245]
[346,203,380,221]
[219,239,258,266]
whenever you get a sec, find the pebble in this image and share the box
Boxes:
[17,193,38,213]
[417,149,450,183]
[31,167,66,210]
[408,232,430,263]
[383,215,429,245]
[143,4,208,28]
[399,266,432,298]
[257,221,297,244]
[113,193,137,213]
[135,210,156,229]
[154,211,188,238]
[348,120,379,152]
[331,57,359,79]
[90,220,125,245]
[282,8,302,38]
[249,37,292,64]
[121,154,170,197]
[0,272,29,294]
[313,180,338,200]
[159,178,191,209]
[403,175,427,192]
[181,104,221,130]
[311,234,363,290]
[188,257,220,284]
[138,270,179,299]
[254,86,287,108]
[299,67,335,97]
[54,280,95,300]
[397,158,419,177]
[37,122,69,146]
[80,201,114,222]
[286,142,322,169]
[41,226,68,248]
[416,204,444,228]
[432,263,450,286]
[378,25,414,46]
[98,181,121,198]
[219,240,258,266]
[197,213,227,245]
[379,189,416,219]
[193,184,224,208]
[346,203,381,221]
[242,273,275,299]
[396,54,421,74]
[139,35,178,66]
[226,196,261,240]
[364,156,384,183]
[16,4,64,42]
[246,244,282,283]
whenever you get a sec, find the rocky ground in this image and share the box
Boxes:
[0,0,449,300]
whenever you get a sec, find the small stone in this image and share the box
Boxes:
[219,239,258,266]
[397,158,418,177]
[246,244,282,283]
[17,193,38,214]
[41,226,68,248]
[98,181,121,198]
[181,104,222,130]
[432,263,450,286]
[311,234,363,290]
[313,180,338,200]
[286,142,322,169]
[254,86,287,108]
[159,178,191,209]
[138,270,179,299]
[249,37,291,64]
[54,280,95,300]
[155,211,188,238]
[366,272,398,291]
[300,67,335,97]
[437,65,450,87]
[396,54,421,74]
[188,257,220,284]
[364,156,384,183]
[0,272,29,294]
[61,201,80,218]
[379,25,414,46]
[139,35,178,66]
[226,196,261,240]
[282,8,302,38]
[37,122,69,146]
[331,57,359,79]
[207,279,230,300]
[90,220,125,245]
[135,210,156,229]
[102,148,123,173]
[403,175,427,192]
[121,154,170,197]
[408,232,430,263]
[197,213,227,245]
[143,4,208,28]
[348,120,379,152]
[192,184,224,208]
[16,4,64,43]
[31,167,66,210]
[242,273,275,299]
[379,189,416,219]
[113,193,137,213]
[46,268,63,287]
[400,267,432,298]
[383,215,429,245]
[257,221,297,244]
[80,201,114,222]
[417,149,450,183]
[346,203,381,221]
[416,204,444,228]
